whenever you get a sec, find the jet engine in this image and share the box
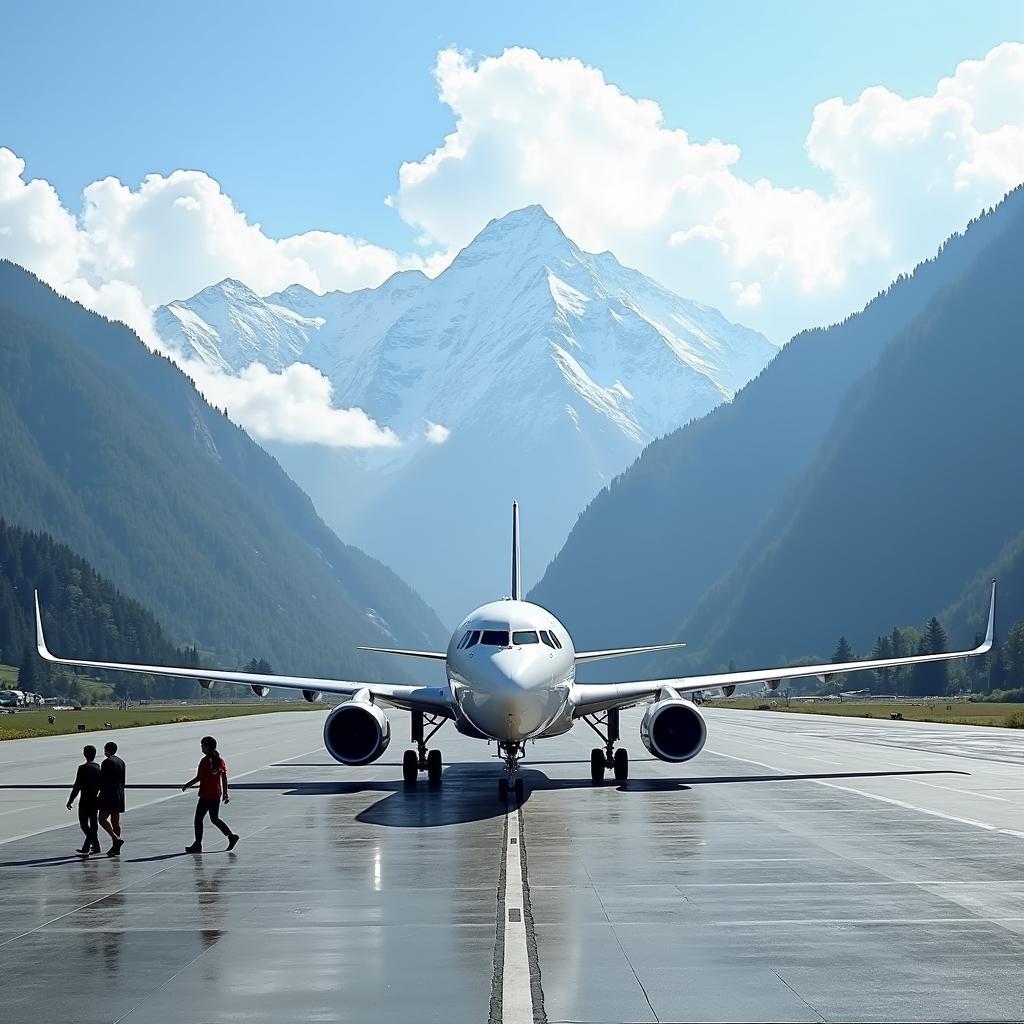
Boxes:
[323,698,391,765]
[640,695,707,763]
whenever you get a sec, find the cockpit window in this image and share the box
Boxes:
[480,630,510,647]
[457,631,472,649]
[512,630,539,645]
[540,630,556,648]
[464,630,480,649]
[550,631,563,649]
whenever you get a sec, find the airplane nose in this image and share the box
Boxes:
[459,648,556,741]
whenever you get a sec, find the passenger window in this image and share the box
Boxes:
[540,631,556,648]
[512,631,539,645]
[465,630,480,649]
[481,630,510,646]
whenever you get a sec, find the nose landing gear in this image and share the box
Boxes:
[498,742,527,802]
[403,711,446,786]
[584,708,629,781]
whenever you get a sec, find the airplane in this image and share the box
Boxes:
[34,502,997,802]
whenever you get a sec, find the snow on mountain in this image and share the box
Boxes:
[155,206,776,623]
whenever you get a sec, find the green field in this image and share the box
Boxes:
[0,702,328,741]
[0,663,18,687]
[708,697,1024,728]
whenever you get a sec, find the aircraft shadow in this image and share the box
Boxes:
[0,767,969,833]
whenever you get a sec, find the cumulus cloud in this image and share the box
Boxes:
[395,43,1024,340]
[0,150,413,448]
[186,361,400,448]
[424,421,451,445]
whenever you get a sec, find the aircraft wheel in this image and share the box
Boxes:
[402,750,419,784]
[426,748,443,784]
[514,777,525,802]
[590,748,606,782]
[498,777,509,801]
[613,747,629,781]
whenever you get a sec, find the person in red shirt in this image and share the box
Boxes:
[181,736,239,853]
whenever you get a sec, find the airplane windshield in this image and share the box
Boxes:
[512,631,539,645]
[540,631,556,648]
[480,630,510,646]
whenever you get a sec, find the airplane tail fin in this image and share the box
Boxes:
[511,501,521,601]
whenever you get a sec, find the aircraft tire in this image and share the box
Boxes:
[590,748,606,781]
[403,749,419,784]
[613,747,629,780]
[427,748,443,784]
[498,777,509,801]
[514,777,525,802]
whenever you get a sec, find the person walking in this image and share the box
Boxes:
[182,736,239,853]
[66,744,101,855]
[97,740,126,856]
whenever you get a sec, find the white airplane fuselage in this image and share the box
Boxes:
[446,599,576,743]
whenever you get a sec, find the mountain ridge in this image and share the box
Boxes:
[156,206,776,621]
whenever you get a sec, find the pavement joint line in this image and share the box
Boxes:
[0,743,326,847]
[708,748,1024,838]
[902,777,1012,802]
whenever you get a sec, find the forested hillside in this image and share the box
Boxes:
[530,186,1024,667]
[0,262,447,682]
[0,519,200,700]
[673,184,1024,671]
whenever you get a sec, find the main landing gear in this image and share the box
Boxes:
[498,741,526,803]
[403,711,446,785]
[584,707,629,782]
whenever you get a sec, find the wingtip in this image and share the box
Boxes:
[984,578,997,648]
[34,590,52,661]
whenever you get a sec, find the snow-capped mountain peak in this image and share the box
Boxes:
[155,207,777,622]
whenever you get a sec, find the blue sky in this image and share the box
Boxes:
[3,0,1022,250]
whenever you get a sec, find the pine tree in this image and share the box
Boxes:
[831,636,853,663]
[910,617,949,696]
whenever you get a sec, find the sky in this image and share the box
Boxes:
[2,1,1024,444]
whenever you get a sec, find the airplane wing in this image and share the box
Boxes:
[570,580,996,717]
[574,642,686,664]
[34,592,453,716]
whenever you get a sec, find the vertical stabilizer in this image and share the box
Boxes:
[511,501,521,600]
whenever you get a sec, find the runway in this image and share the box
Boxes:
[2,706,1024,1022]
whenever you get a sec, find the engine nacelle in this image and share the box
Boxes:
[640,697,707,763]
[323,699,391,765]
[251,684,270,698]
[302,689,322,704]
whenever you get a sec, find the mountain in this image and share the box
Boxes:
[0,260,448,682]
[156,205,776,622]
[0,518,200,698]
[676,187,1024,667]
[528,185,1024,674]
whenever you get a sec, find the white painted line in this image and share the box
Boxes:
[903,778,1011,802]
[502,805,533,1024]
[708,748,1024,840]
[0,745,326,847]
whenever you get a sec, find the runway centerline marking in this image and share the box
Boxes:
[501,802,534,1024]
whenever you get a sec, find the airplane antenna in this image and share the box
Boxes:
[511,501,521,601]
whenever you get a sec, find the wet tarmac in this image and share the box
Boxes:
[3,707,1024,1022]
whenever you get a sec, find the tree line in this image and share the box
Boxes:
[0,518,274,703]
[822,615,1024,698]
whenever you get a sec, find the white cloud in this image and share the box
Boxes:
[395,43,1024,340]
[424,421,451,445]
[187,361,400,448]
[0,150,413,448]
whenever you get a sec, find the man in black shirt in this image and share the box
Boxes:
[98,740,126,857]
[66,744,101,855]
